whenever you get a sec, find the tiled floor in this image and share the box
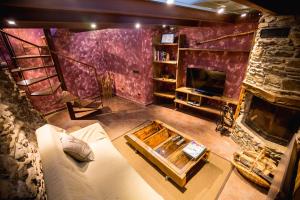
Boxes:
[46,96,268,200]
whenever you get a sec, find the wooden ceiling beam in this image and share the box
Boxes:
[231,0,298,15]
[0,6,201,28]
[0,0,234,26]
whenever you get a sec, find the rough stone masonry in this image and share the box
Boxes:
[0,69,47,199]
[244,14,300,98]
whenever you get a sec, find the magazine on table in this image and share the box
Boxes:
[183,140,207,159]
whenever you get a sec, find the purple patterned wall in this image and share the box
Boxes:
[2,22,256,112]
[52,28,156,105]
[178,22,257,99]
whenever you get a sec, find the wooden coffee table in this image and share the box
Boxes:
[124,120,209,187]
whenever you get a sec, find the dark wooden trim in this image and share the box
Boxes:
[0,7,199,28]
[231,0,275,14]
[66,102,76,120]
[43,29,67,90]
[0,0,233,22]
[231,0,298,15]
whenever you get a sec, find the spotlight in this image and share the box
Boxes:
[90,23,97,29]
[166,0,174,5]
[162,24,167,28]
[170,27,175,31]
[241,13,247,17]
[135,23,141,29]
[7,20,16,25]
[217,8,225,14]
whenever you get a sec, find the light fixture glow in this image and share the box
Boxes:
[7,20,16,25]
[217,8,225,14]
[166,0,174,5]
[90,23,97,29]
[241,13,247,17]
[170,27,175,30]
[162,24,167,28]
[135,23,141,29]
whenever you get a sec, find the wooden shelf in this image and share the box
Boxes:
[154,92,175,99]
[153,77,176,83]
[153,60,177,65]
[30,82,61,96]
[176,87,238,105]
[11,64,54,73]
[174,99,220,115]
[16,73,57,86]
[179,48,250,53]
[12,55,51,59]
[154,43,178,46]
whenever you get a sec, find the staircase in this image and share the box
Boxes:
[0,29,103,119]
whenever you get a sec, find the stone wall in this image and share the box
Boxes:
[244,14,300,97]
[0,69,47,199]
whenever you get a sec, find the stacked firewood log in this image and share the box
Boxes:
[97,72,115,99]
[231,124,283,188]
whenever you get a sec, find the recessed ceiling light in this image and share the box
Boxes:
[135,23,141,29]
[162,24,167,28]
[90,23,97,29]
[170,27,175,30]
[241,13,247,17]
[7,20,16,25]
[217,8,225,14]
[166,0,174,5]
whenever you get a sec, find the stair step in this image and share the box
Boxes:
[16,73,57,86]
[75,109,101,118]
[23,45,48,49]
[11,64,54,73]
[12,55,51,59]
[73,107,99,113]
[30,82,61,96]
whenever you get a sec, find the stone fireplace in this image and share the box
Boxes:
[243,93,300,145]
[232,14,300,150]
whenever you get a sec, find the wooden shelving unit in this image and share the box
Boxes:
[175,87,238,115]
[174,99,220,115]
[153,60,177,64]
[154,43,178,46]
[152,33,250,115]
[152,35,182,102]
[154,91,175,99]
[153,77,176,84]
[176,87,238,105]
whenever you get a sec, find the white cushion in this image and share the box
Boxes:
[60,133,94,162]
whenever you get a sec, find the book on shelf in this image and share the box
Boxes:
[182,140,207,159]
[154,50,170,61]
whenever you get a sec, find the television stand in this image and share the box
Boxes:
[174,87,238,116]
[194,89,220,96]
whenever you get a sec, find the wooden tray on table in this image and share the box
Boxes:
[124,120,209,187]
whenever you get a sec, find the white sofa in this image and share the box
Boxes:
[36,123,163,200]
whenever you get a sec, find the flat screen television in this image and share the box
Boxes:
[186,68,226,96]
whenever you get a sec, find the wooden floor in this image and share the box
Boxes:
[46,96,268,200]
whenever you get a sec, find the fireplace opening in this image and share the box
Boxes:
[245,95,300,146]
